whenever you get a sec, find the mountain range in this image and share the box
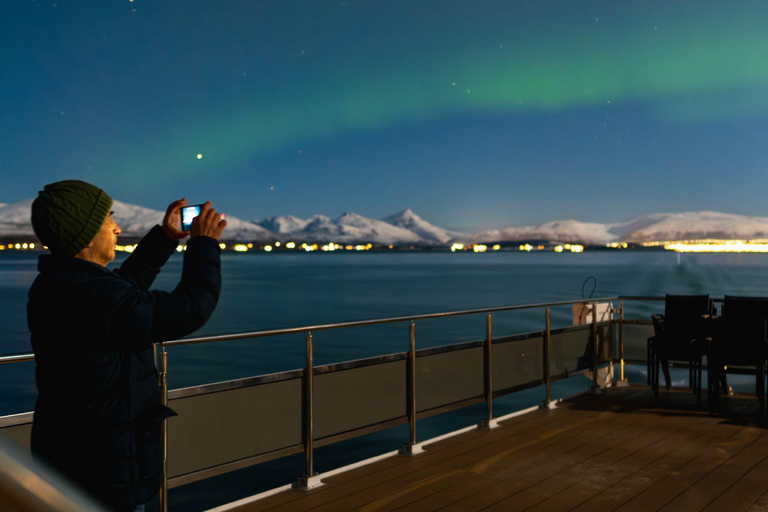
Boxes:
[2,198,768,246]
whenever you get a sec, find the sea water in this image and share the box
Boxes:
[2,249,767,510]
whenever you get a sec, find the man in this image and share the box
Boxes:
[28,180,226,512]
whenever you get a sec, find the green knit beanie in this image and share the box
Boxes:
[31,180,113,257]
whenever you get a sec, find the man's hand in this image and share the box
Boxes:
[190,201,227,241]
[162,198,190,241]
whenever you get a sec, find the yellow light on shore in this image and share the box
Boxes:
[665,241,768,253]
[451,243,464,252]
[275,242,281,247]
[492,244,500,251]
[219,243,226,250]
[473,245,487,253]
[264,245,272,252]
[286,242,296,249]
[569,245,584,253]
[554,245,563,253]
[234,244,248,252]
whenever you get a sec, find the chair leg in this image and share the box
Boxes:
[689,364,693,391]
[691,360,697,394]
[661,358,671,391]
[697,358,703,407]
[647,341,652,386]
[759,365,765,414]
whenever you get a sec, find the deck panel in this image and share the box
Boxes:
[243,407,584,512]
[230,386,768,512]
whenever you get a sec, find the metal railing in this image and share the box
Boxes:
[0,295,648,511]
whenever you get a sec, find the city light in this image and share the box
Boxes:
[450,243,464,252]
[665,241,768,253]
[492,244,500,251]
[234,244,248,252]
[264,245,273,252]
[473,245,487,253]
[286,242,296,249]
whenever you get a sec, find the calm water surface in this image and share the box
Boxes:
[2,249,768,414]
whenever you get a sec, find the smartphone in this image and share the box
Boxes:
[180,204,202,231]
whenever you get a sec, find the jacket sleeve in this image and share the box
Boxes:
[114,225,179,291]
[98,235,221,350]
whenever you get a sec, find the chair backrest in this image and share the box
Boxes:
[664,294,712,341]
[721,295,768,364]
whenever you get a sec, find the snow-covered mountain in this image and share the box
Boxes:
[615,211,768,242]
[0,199,275,242]
[470,220,617,246]
[257,215,309,234]
[0,199,35,235]
[292,212,423,244]
[381,209,464,245]
[470,212,768,245]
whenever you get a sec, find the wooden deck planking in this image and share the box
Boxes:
[231,386,768,512]
[364,409,644,512]
[484,413,707,512]
[244,406,606,512]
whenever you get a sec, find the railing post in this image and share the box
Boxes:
[615,301,630,387]
[400,321,424,454]
[540,308,556,409]
[158,344,168,512]
[296,332,323,489]
[589,301,602,394]
[480,314,499,428]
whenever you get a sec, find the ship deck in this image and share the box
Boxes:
[231,385,768,512]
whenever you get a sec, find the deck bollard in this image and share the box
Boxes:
[159,344,169,512]
[480,314,499,428]
[615,301,630,387]
[296,332,323,489]
[400,321,424,454]
[540,308,557,409]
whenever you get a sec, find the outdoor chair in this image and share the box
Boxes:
[647,294,712,402]
[707,295,768,413]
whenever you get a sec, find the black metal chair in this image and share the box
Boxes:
[708,295,768,413]
[647,294,712,401]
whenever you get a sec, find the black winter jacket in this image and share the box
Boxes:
[28,226,221,512]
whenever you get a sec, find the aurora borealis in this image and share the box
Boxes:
[3,1,768,229]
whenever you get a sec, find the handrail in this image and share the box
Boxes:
[0,354,34,364]
[0,296,620,359]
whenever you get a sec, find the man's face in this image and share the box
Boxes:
[88,212,121,266]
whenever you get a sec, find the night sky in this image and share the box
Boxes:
[3,1,768,230]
